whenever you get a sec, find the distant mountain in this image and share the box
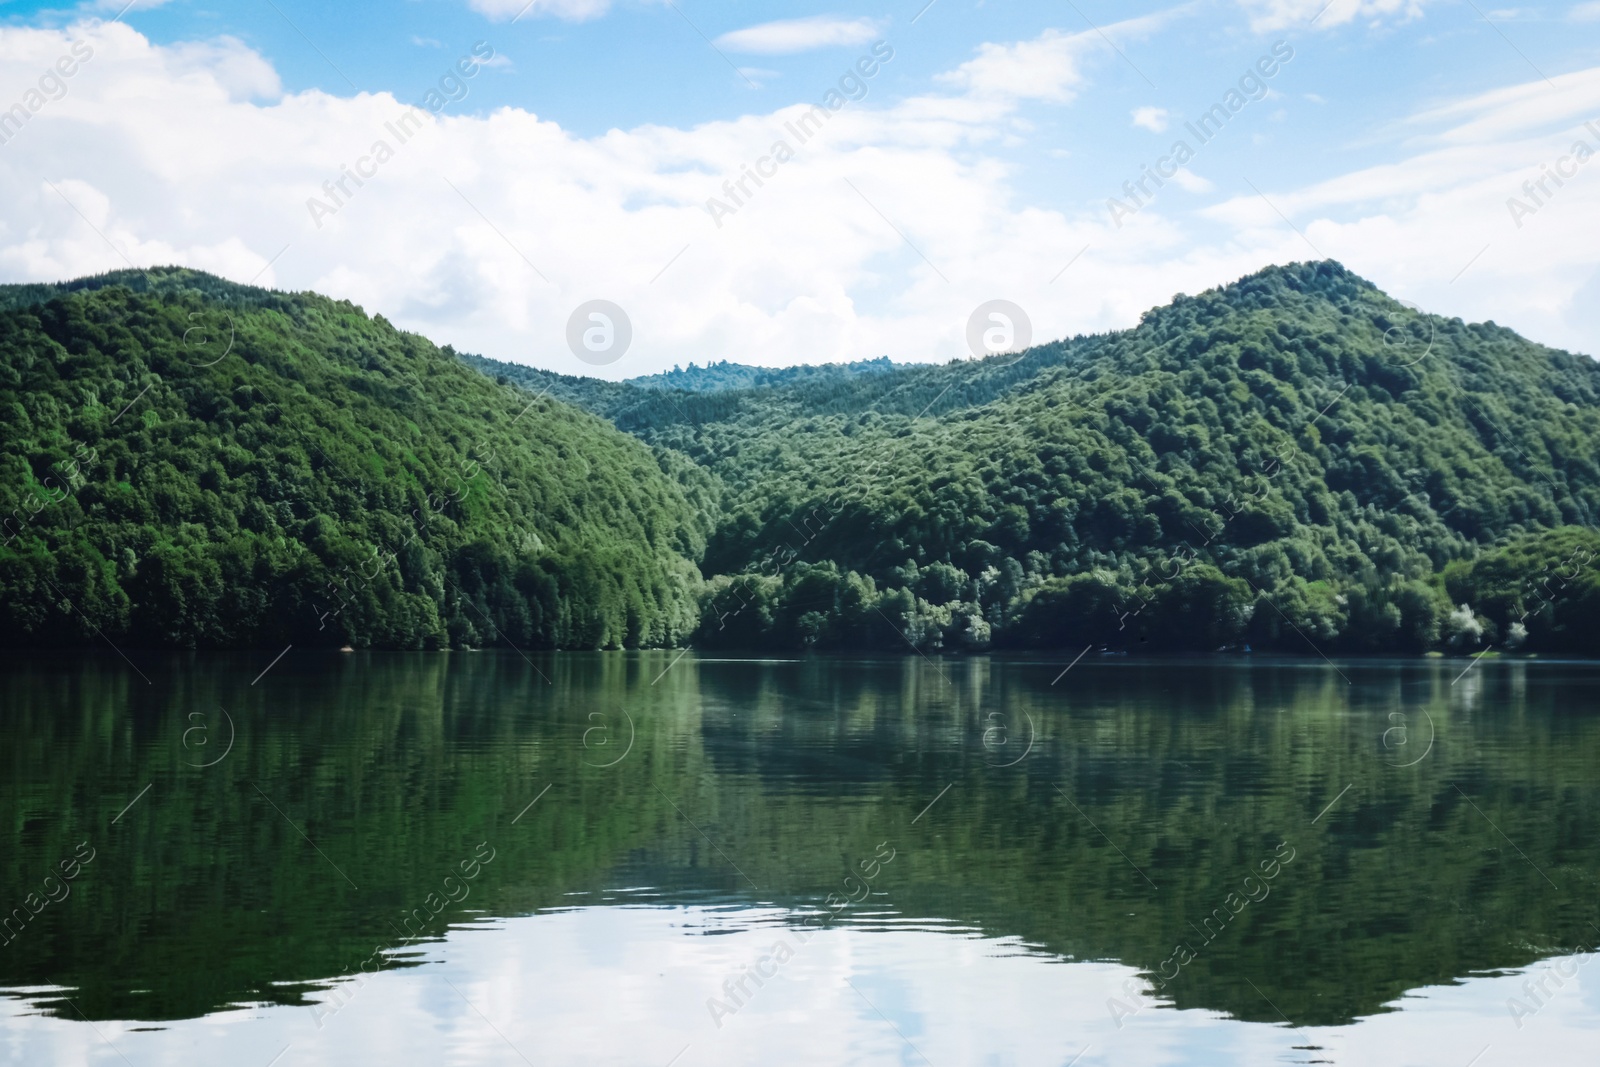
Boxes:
[455,353,907,430]
[626,357,902,393]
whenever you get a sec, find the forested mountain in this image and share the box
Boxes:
[0,269,712,649]
[627,356,902,393]
[455,352,906,430]
[477,260,1600,656]
[3,261,1598,653]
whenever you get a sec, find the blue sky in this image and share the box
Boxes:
[23,0,1592,191]
[0,0,1597,374]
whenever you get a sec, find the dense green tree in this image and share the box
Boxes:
[6,261,1600,653]
[1442,526,1600,653]
[0,269,709,649]
[475,260,1600,654]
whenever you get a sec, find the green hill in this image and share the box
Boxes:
[4,261,1599,654]
[0,269,712,650]
[480,260,1600,656]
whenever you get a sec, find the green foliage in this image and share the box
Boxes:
[0,269,708,649]
[488,259,1599,654]
[5,260,1600,654]
[1442,526,1600,653]
[625,356,902,393]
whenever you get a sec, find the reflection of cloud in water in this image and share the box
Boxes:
[2,906,1595,1066]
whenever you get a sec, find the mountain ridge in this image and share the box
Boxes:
[2,260,1598,653]
[488,259,1600,655]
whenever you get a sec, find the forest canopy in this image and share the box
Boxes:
[0,269,711,650]
[3,261,1599,654]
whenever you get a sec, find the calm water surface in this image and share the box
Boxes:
[1,652,1597,1066]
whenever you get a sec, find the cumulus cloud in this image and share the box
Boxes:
[161,37,283,100]
[0,19,1167,378]
[712,16,881,55]
[0,18,1595,383]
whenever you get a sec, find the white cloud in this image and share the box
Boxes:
[937,10,1175,104]
[161,37,282,100]
[1169,169,1213,193]
[1236,0,1434,32]
[0,18,1596,386]
[712,15,880,55]
[465,0,612,23]
[0,21,1107,377]
[1404,65,1600,146]
[1132,106,1169,132]
[1199,65,1600,354]
[1571,1,1600,19]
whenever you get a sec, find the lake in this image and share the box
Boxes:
[1,651,1596,1066]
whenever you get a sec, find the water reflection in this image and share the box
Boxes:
[3,906,1597,1066]
[1,652,1598,1064]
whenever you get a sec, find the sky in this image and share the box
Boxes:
[0,0,1597,377]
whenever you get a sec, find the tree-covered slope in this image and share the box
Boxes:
[0,269,713,650]
[626,356,903,393]
[503,260,1600,655]
[6,260,1599,655]
[457,352,907,431]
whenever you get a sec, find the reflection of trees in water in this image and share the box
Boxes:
[0,653,1594,1028]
